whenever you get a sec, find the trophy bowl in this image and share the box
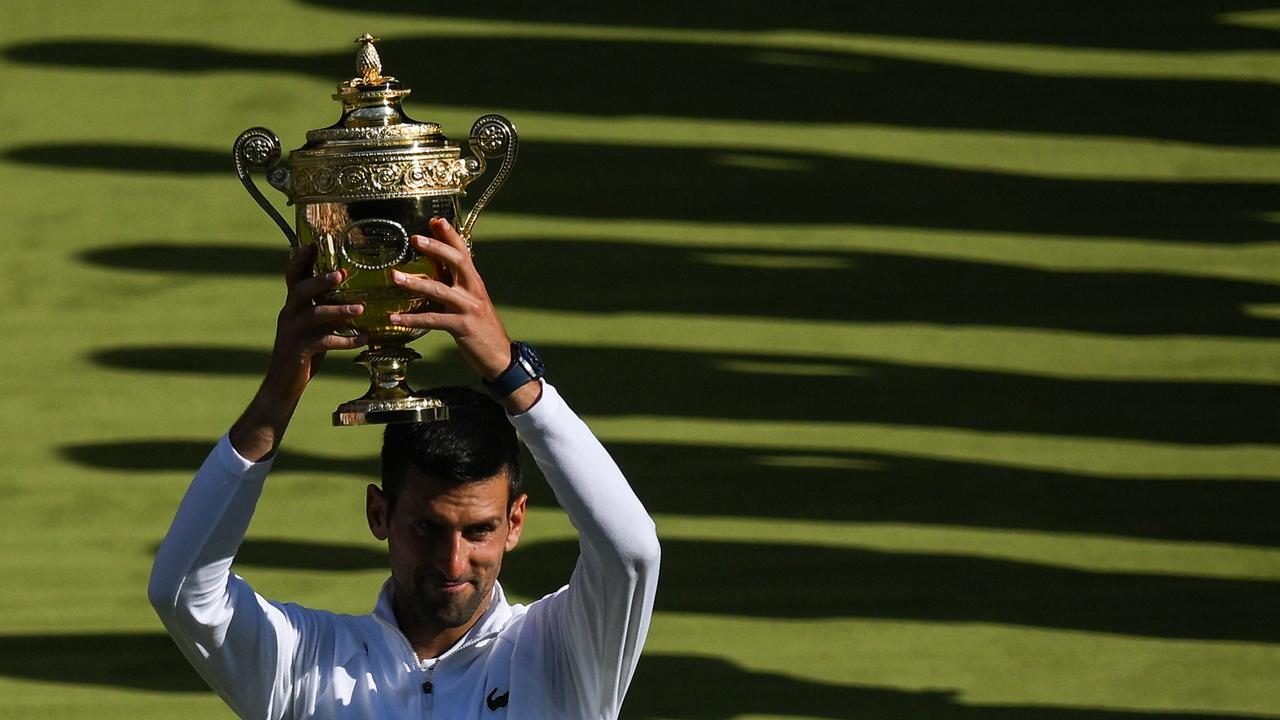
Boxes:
[232,34,517,426]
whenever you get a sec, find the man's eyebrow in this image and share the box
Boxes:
[405,513,503,527]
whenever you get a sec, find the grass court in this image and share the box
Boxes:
[1,2,1278,718]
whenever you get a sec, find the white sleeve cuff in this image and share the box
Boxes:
[212,434,275,480]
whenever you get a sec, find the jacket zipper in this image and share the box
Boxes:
[374,614,503,707]
[373,616,432,688]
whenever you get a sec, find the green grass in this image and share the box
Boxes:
[1,2,1278,718]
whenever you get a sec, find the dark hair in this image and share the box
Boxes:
[380,386,524,511]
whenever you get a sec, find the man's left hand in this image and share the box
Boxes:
[388,218,539,412]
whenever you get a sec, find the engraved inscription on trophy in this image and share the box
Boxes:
[339,219,409,270]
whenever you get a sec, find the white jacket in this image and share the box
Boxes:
[149,382,661,719]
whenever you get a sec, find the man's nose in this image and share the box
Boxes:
[434,533,467,578]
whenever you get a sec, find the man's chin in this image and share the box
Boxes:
[415,586,482,628]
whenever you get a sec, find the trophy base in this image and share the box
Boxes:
[333,394,449,426]
[332,345,450,426]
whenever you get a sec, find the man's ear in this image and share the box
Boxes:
[505,493,527,552]
[367,483,389,541]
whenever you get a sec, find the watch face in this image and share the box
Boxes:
[516,342,545,377]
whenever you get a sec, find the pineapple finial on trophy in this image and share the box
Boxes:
[353,33,393,85]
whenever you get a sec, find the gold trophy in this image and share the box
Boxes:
[233,34,517,426]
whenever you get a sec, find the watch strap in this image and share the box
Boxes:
[483,341,545,398]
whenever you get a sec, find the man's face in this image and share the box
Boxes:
[367,471,526,636]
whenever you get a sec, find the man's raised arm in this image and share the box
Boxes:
[391,218,660,717]
[148,247,366,718]
[510,384,661,718]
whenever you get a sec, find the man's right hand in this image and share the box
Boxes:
[229,245,367,461]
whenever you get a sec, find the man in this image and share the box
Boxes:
[149,217,661,719]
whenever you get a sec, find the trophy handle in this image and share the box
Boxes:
[459,114,518,240]
[233,127,298,248]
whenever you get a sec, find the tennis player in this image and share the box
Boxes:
[150,217,660,719]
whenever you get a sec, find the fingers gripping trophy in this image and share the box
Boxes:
[233,34,517,425]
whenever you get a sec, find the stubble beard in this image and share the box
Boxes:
[409,573,492,630]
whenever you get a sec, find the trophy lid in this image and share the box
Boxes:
[302,34,445,148]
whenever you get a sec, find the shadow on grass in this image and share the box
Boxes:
[236,538,384,571]
[5,37,1278,144]
[624,653,1273,720]
[68,438,1280,547]
[2,144,225,174]
[84,343,1280,444]
[79,239,1280,333]
[474,242,1280,330]
[508,539,1280,641]
[18,140,1280,241]
[293,0,1280,52]
[81,242,287,275]
[0,632,207,692]
[61,438,375,477]
[605,444,1280,548]
[0,636,1260,719]
[188,536,1280,641]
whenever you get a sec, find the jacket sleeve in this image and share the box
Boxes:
[147,435,302,720]
[508,381,662,718]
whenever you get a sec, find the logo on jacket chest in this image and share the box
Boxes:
[486,687,509,711]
